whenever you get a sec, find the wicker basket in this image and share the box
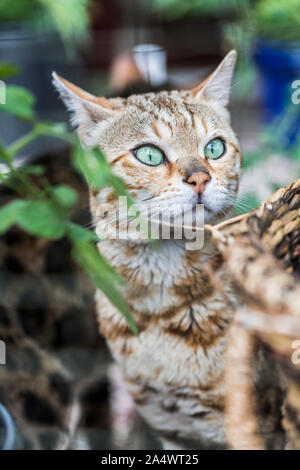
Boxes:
[207,179,300,449]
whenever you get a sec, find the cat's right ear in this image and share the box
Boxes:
[192,50,237,107]
[52,72,116,146]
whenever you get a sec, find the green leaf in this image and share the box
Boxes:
[0,137,9,160]
[73,240,124,285]
[0,200,25,234]
[21,165,45,176]
[73,142,135,207]
[108,173,130,198]
[73,142,109,188]
[67,222,99,242]
[35,122,72,142]
[71,240,138,334]
[0,85,35,120]
[16,200,66,238]
[52,185,77,209]
[0,0,36,22]
[37,0,90,46]
[0,63,19,79]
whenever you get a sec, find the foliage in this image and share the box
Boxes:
[250,0,300,42]
[0,65,137,334]
[0,0,90,46]
[148,0,248,20]
[223,0,300,46]
[235,102,300,215]
[150,0,300,41]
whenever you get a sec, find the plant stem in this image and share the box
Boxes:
[7,127,39,159]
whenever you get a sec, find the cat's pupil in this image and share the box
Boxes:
[204,138,224,160]
[134,145,163,166]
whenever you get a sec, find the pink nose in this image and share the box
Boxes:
[185,172,210,194]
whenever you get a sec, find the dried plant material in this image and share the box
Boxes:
[225,321,264,450]
[206,179,300,449]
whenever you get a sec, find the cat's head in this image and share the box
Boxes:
[53,50,241,239]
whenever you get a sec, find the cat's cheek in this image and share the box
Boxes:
[201,181,227,217]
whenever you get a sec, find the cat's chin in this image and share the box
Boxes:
[203,207,214,224]
[189,200,216,225]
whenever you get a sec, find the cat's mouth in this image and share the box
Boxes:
[146,204,206,234]
[192,196,211,211]
[188,195,213,224]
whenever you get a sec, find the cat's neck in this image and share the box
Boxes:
[98,235,217,289]
[97,234,224,327]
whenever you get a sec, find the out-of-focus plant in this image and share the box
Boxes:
[225,0,300,51]
[250,0,300,42]
[224,0,300,102]
[224,22,255,101]
[0,0,91,46]
[236,101,300,215]
[151,0,300,41]
[0,65,137,334]
[148,0,249,20]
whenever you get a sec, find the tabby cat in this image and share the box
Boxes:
[53,51,247,449]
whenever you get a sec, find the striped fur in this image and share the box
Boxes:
[53,51,243,448]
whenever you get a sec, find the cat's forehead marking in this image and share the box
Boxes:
[193,114,208,136]
[125,92,221,140]
[100,90,234,165]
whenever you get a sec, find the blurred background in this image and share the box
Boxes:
[0,0,299,450]
[1,0,300,203]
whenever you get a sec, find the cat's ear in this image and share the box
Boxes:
[192,50,237,107]
[52,72,116,146]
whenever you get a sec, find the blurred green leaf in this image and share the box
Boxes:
[149,0,246,20]
[251,0,300,41]
[72,239,137,334]
[0,85,35,121]
[0,200,25,234]
[0,0,90,47]
[52,184,77,209]
[35,122,72,141]
[73,240,124,286]
[22,165,45,176]
[67,222,99,242]
[108,173,130,198]
[0,58,137,333]
[74,142,135,208]
[37,0,90,45]
[73,142,109,188]
[0,0,36,22]
[16,200,66,238]
[0,63,19,79]
[0,137,9,160]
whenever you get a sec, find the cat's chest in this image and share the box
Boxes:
[97,284,230,446]
[98,238,218,300]
[96,240,234,376]
[96,238,235,386]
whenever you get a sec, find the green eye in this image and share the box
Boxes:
[204,138,225,160]
[134,145,164,166]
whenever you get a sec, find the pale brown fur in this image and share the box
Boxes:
[53,51,251,448]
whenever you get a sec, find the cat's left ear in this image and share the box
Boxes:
[52,72,117,146]
[192,50,237,107]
